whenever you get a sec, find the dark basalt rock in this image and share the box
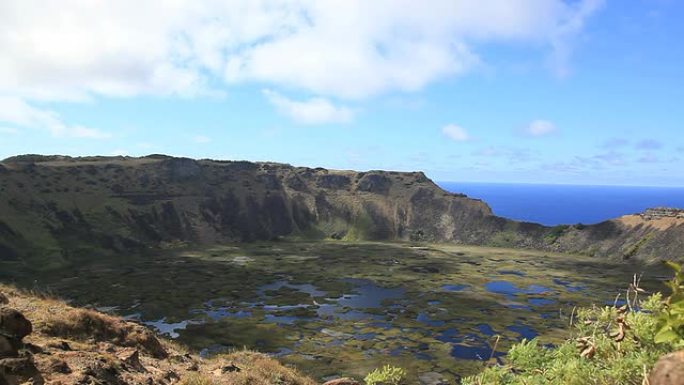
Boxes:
[116,349,146,373]
[46,358,71,374]
[285,174,308,191]
[257,173,282,190]
[162,157,201,181]
[0,306,43,385]
[356,173,392,194]
[0,336,16,359]
[0,357,43,385]
[317,174,351,189]
[0,308,32,340]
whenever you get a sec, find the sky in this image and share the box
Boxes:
[0,0,683,186]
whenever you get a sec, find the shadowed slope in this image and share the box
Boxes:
[0,155,681,269]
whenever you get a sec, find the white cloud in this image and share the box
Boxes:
[0,1,603,133]
[0,96,111,139]
[547,0,605,78]
[223,0,603,98]
[442,124,470,142]
[0,1,603,102]
[193,135,211,144]
[525,119,557,137]
[263,89,353,124]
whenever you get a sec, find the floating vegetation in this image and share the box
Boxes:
[28,241,667,383]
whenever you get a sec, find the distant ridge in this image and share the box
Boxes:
[0,155,683,275]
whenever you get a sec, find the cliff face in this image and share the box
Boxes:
[552,212,684,262]
[0,155,498,271]
[0,155,681,270]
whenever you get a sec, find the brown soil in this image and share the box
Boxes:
[0,285,319,385]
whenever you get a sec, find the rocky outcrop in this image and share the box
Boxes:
[0,305,43,385]
[356,173,392,195]
[649,351,684,385]
[641,207,684,220]
[0,285,318,385]
[0,308,32,340]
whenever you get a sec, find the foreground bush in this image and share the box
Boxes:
[364,365,406,385]
[462,264,684,385]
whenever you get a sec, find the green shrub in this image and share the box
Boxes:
[544,225,569,242]
[364,365,406,385]
[462,262,684,385]
[654,261,684,346]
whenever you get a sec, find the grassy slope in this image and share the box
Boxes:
[1,283,317,385]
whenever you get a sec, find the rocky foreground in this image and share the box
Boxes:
[0,285,361,385]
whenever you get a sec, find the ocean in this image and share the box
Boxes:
[437,182,684,226]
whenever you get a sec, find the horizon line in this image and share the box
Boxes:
[436,180,684,189]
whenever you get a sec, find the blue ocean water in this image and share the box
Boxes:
[438,182,684,226]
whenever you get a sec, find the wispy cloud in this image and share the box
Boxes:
[409,152,431,163]
[601,137,630,149]
[591,151,626,166]
[442,124,470,142]
[193,135,211,144]
[263,90,353,125]
[637,153,660,163]
[545,150,626,173]
[635,139,663,150]
[0,96,110,139]
[547,0,606,78]
[473,146,535,162]
[523,119,558,137]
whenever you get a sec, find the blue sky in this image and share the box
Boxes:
[0,0,683,186]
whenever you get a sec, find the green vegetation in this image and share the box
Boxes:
[343,212,374,241]
[21,241,668,383]
[462,263,684,385]
[488,231,522,247]
[654,261,684,344]
[364,365,406,385]
[623,234,654,261]
[544,225,570,243]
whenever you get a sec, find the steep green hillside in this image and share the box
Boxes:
[0,155,681,273]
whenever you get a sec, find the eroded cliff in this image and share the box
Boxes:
[0,155,681,272]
